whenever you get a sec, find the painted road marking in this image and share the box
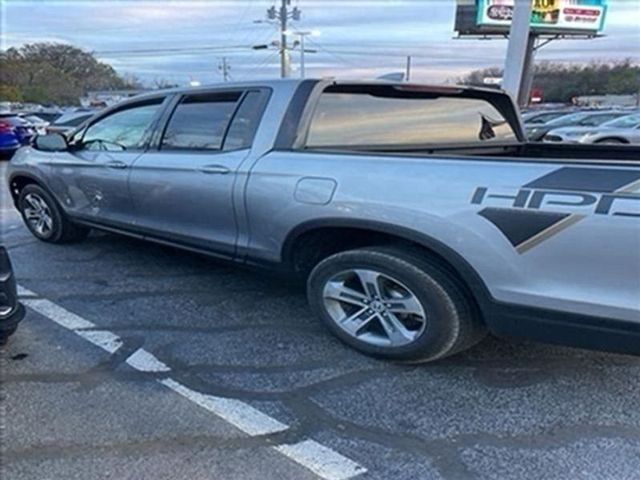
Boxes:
[127,348,171,372]
[19,286,366,480]
[160,378,289,436]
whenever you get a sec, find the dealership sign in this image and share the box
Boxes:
[476,0,607,33]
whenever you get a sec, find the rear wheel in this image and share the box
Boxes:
[18,184,90,243]
[307,246,486,362]
[595,138,626,145]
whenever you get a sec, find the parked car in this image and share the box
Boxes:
[526,110,628,141]
[46,111,94,135]
[0,246,25,345]
[522,109,572,125]
[544,113,640,145]
[30,111,62,123]
[0,114,36,159]
[7,79,640,362]
[23,114,50,135]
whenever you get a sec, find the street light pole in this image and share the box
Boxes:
[287,30,320,79]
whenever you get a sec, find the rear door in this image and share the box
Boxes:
[47,97,167,226]
[128,89,269,255]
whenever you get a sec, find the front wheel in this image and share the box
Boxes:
[18,184,90,243]
[307,246,486,362]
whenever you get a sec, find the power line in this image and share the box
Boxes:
[94,44,256,56]
[240,50,279,80]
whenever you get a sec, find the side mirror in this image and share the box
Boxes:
[34,133,68,152]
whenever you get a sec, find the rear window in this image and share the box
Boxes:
[305,85,516,148]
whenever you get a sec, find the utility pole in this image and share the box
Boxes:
[218,57,230,82]
[405,56,412,82]
[279,0,289,78]
[267,0,301,78]
[502,0,533,107]
[300,32,306,79]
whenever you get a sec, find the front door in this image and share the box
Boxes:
[48,98,166,227]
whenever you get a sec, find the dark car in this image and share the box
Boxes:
[0,246,24,345]
[0,114,36,159]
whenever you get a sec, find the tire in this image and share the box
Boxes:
[18,184,90,243]
[307,246,486,362]
[0,149,16,161]
[595,138,626,145]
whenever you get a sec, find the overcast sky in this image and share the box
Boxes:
[1,0,638,86]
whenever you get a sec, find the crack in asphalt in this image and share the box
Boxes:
[1,429,312,464]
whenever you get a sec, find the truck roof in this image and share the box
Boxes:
[130,77,509,101]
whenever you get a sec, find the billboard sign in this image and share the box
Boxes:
[476,0,607,33]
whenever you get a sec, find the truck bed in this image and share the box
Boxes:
[305,142,640,164]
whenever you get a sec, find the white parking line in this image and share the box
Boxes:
[126,348,171,372]
[19,286,366,480]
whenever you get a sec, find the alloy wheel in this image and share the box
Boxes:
[23,193,54,237]
[322,269,427,347]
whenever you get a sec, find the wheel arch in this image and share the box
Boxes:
[594,136,630,144]
[8,173,49,206]
[281,218,493,313]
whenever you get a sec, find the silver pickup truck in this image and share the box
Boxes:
[7,79,640,362]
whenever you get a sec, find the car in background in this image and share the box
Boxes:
[46,111,94,135]
[544,113,640,145]
[30,111,62,123]
[23,114,50,135]
[526,110,628,141]
[522,109,572,126]
[0,114,36,159]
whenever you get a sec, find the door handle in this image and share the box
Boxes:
[198,164,230,175]
[106,160,127,169]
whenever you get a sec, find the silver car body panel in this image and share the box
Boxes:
[545,125,640,145]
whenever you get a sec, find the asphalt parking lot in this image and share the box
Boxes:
[2,163,640,480]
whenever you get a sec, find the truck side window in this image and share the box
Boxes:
[82,100,163,151]
[161,92,241,151]
[223,90,269,151]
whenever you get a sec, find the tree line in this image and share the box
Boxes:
[0,43,141,105]
[460,60,640,103]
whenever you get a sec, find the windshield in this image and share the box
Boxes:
[523,111,567,124]
[601,114,640,129]
[545,112,590,126]
[25,115,46,123]
[579,112,625,126]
